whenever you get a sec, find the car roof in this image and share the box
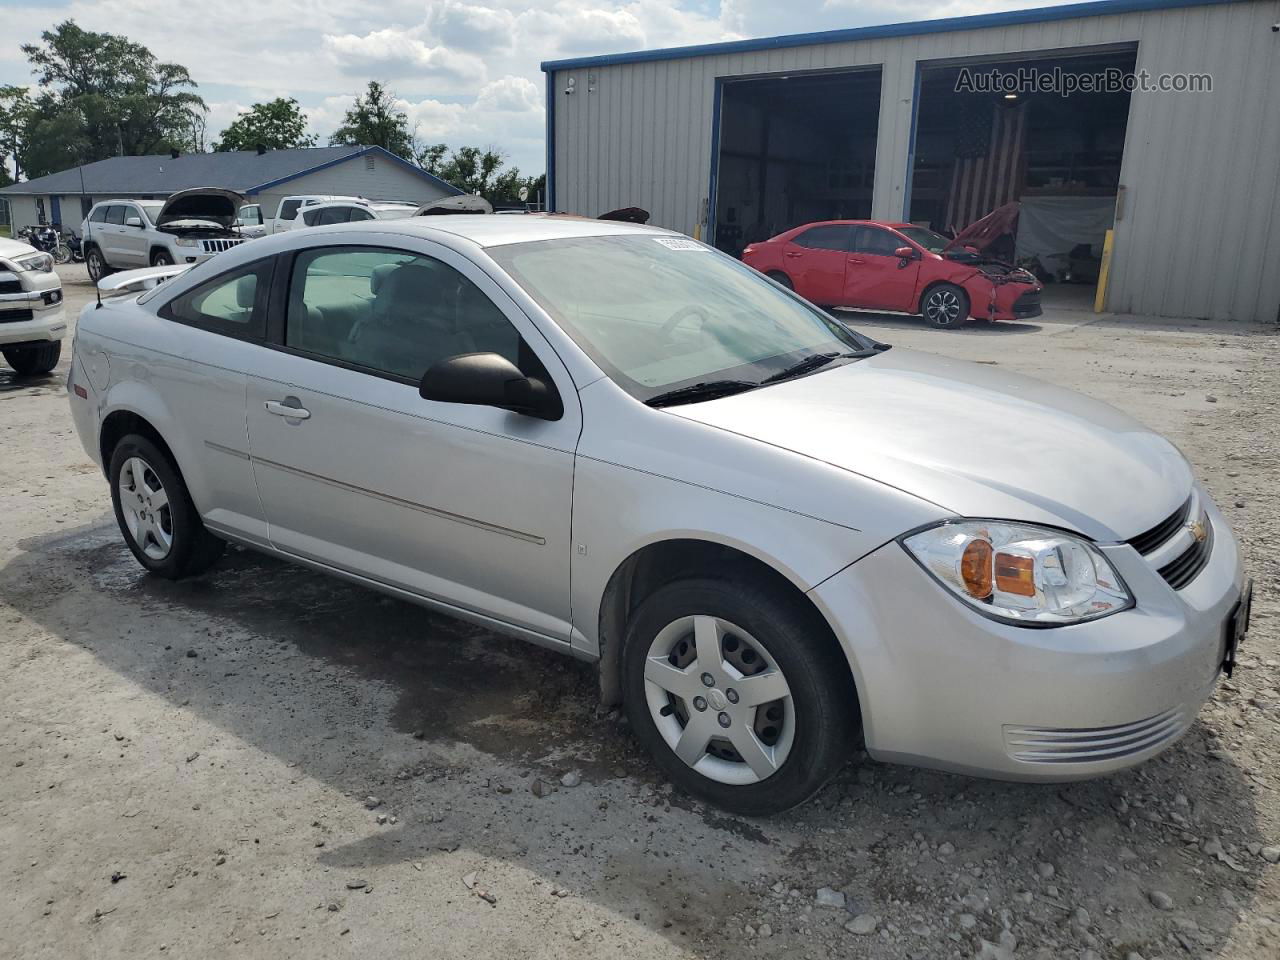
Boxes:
[789,219,914,231]
[348,214,676,248]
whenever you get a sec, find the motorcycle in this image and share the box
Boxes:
[17,224,73,265]
[61,231,85,264]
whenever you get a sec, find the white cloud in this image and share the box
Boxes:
[0,0,1086,174]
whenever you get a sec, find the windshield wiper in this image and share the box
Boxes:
[645,379,760,408]
[761,348,882,385]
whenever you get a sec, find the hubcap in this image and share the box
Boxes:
[926,289,961,325]
[643,615,795,785]
[118,456,173,560]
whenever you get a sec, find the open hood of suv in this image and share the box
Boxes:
[156,188,246,230]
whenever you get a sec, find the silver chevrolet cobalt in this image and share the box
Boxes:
[68,216,1250,814]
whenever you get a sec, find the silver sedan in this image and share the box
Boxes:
[67,216,1250,814]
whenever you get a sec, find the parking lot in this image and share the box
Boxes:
[2,265,1278,960]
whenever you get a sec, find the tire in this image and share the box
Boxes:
[85,246,110,283]
[108,434,225,580]
[2,341,61,376]
[151,249,175,267]
[53,242,73,265]
[622,577,858,815]
[767,271,794,290]
[920,282,970,329]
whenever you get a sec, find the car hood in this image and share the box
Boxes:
[670,348,1192,541]
[156,187,246,230]
[0,237,38,262]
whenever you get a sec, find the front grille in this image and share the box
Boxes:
[0,309,34,323]
[1158,522,1214,590]
[0,279,22,295]
[1012,290,1042,318]
[1128,496,1191,555]
[1004,706,1188,764]
[200,238,245,255]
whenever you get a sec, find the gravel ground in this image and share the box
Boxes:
[1,266,1277,960]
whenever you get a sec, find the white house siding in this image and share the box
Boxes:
[251,154,456,219]
[548,0,1280,322]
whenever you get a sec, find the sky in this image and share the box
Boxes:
[0,0,1083,175]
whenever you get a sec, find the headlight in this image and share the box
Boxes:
[13,253,53,272]
[174,237,198,247]
[902,520,1133,626]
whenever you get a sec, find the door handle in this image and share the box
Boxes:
[264,398,311,420]
[847,257,865,264]
[784,251,802,258]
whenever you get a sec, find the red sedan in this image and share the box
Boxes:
[741,219,1043,328]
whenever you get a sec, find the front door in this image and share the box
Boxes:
[243,240,580,644]
[782,224,853,305]
[843,226,920,312]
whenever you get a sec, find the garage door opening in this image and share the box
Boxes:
[712,68,882,258]
[908,46,1137,307]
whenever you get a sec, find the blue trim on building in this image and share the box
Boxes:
[246,146,463,196]
[540,0,1235,72]
[706,78,725,243]
[545,73,557,212]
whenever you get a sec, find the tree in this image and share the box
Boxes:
[18,20,206,175]
[419,142,545,207]
[329,81,413,159]
[0,86,37,182]
[215,97,316,152]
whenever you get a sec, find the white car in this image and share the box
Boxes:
[0,236,65,376]
[82,188,250,281]
[264,195,348,234]
[66,216,1249,814]
[287,199,420,230]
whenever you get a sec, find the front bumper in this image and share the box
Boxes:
[963,278,1043,321]
[810,496,1244,781]
[0,285,66,347]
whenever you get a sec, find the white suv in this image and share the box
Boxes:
[82,188,249,281]
[288,199,419,229]
[0,236,65,376]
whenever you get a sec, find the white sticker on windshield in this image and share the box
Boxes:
[653,237,707,251]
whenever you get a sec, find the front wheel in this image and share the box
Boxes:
[53,242,73,265]
[108,434,225,579]
[921,283,971,329]
[623,578,858,815]
[151,249,174,267]
[766,271,794,290]
[3,342,61,376]
[85,246,110,283]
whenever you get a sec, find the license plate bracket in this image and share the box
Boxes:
[1221,580,1253,677]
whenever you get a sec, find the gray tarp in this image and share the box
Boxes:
[1015,196,1116,272]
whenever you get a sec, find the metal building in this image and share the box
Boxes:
[542,0,1280,323]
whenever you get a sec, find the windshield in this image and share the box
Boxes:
[139,201,164,224]
[488,235,874,402]
[896,226,951,254]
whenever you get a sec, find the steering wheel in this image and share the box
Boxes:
[660,305,709,341]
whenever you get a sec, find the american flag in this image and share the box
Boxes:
[945,98,1028,231]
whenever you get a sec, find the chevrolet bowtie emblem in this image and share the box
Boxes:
[1188,519,1208,543]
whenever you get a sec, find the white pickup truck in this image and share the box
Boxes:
[0,237,65,376]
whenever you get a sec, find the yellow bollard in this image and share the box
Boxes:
[1094,228,1114,313]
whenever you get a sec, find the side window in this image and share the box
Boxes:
[237,205,262,226]
[105,205,126,225]
[161,260,272,339]
[279,199,303,221]
[348,208,375,222]
[285,246,524,382]
[301,208,322,227]
[855,227,904,257]
[317,206,351,225]
[90,206,109,223]
[793,225,853,251]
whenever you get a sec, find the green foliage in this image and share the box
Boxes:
[328,81,414,159]
[418,142,545,207]
[215,98,316,152]
[12,19,206,178]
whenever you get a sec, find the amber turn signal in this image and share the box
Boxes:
[995,552,1036,597]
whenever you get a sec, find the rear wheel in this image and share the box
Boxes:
[108,434,225,579]
[921,283,970,329]
[767,271,793,290]
[53,242,73,265]
[623,578,857,815]
[151,249,175,267]
[2,342,61,376]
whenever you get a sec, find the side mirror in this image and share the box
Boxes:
[125,216,142,228]
[894,245,915,259]
[419,352,562,421]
